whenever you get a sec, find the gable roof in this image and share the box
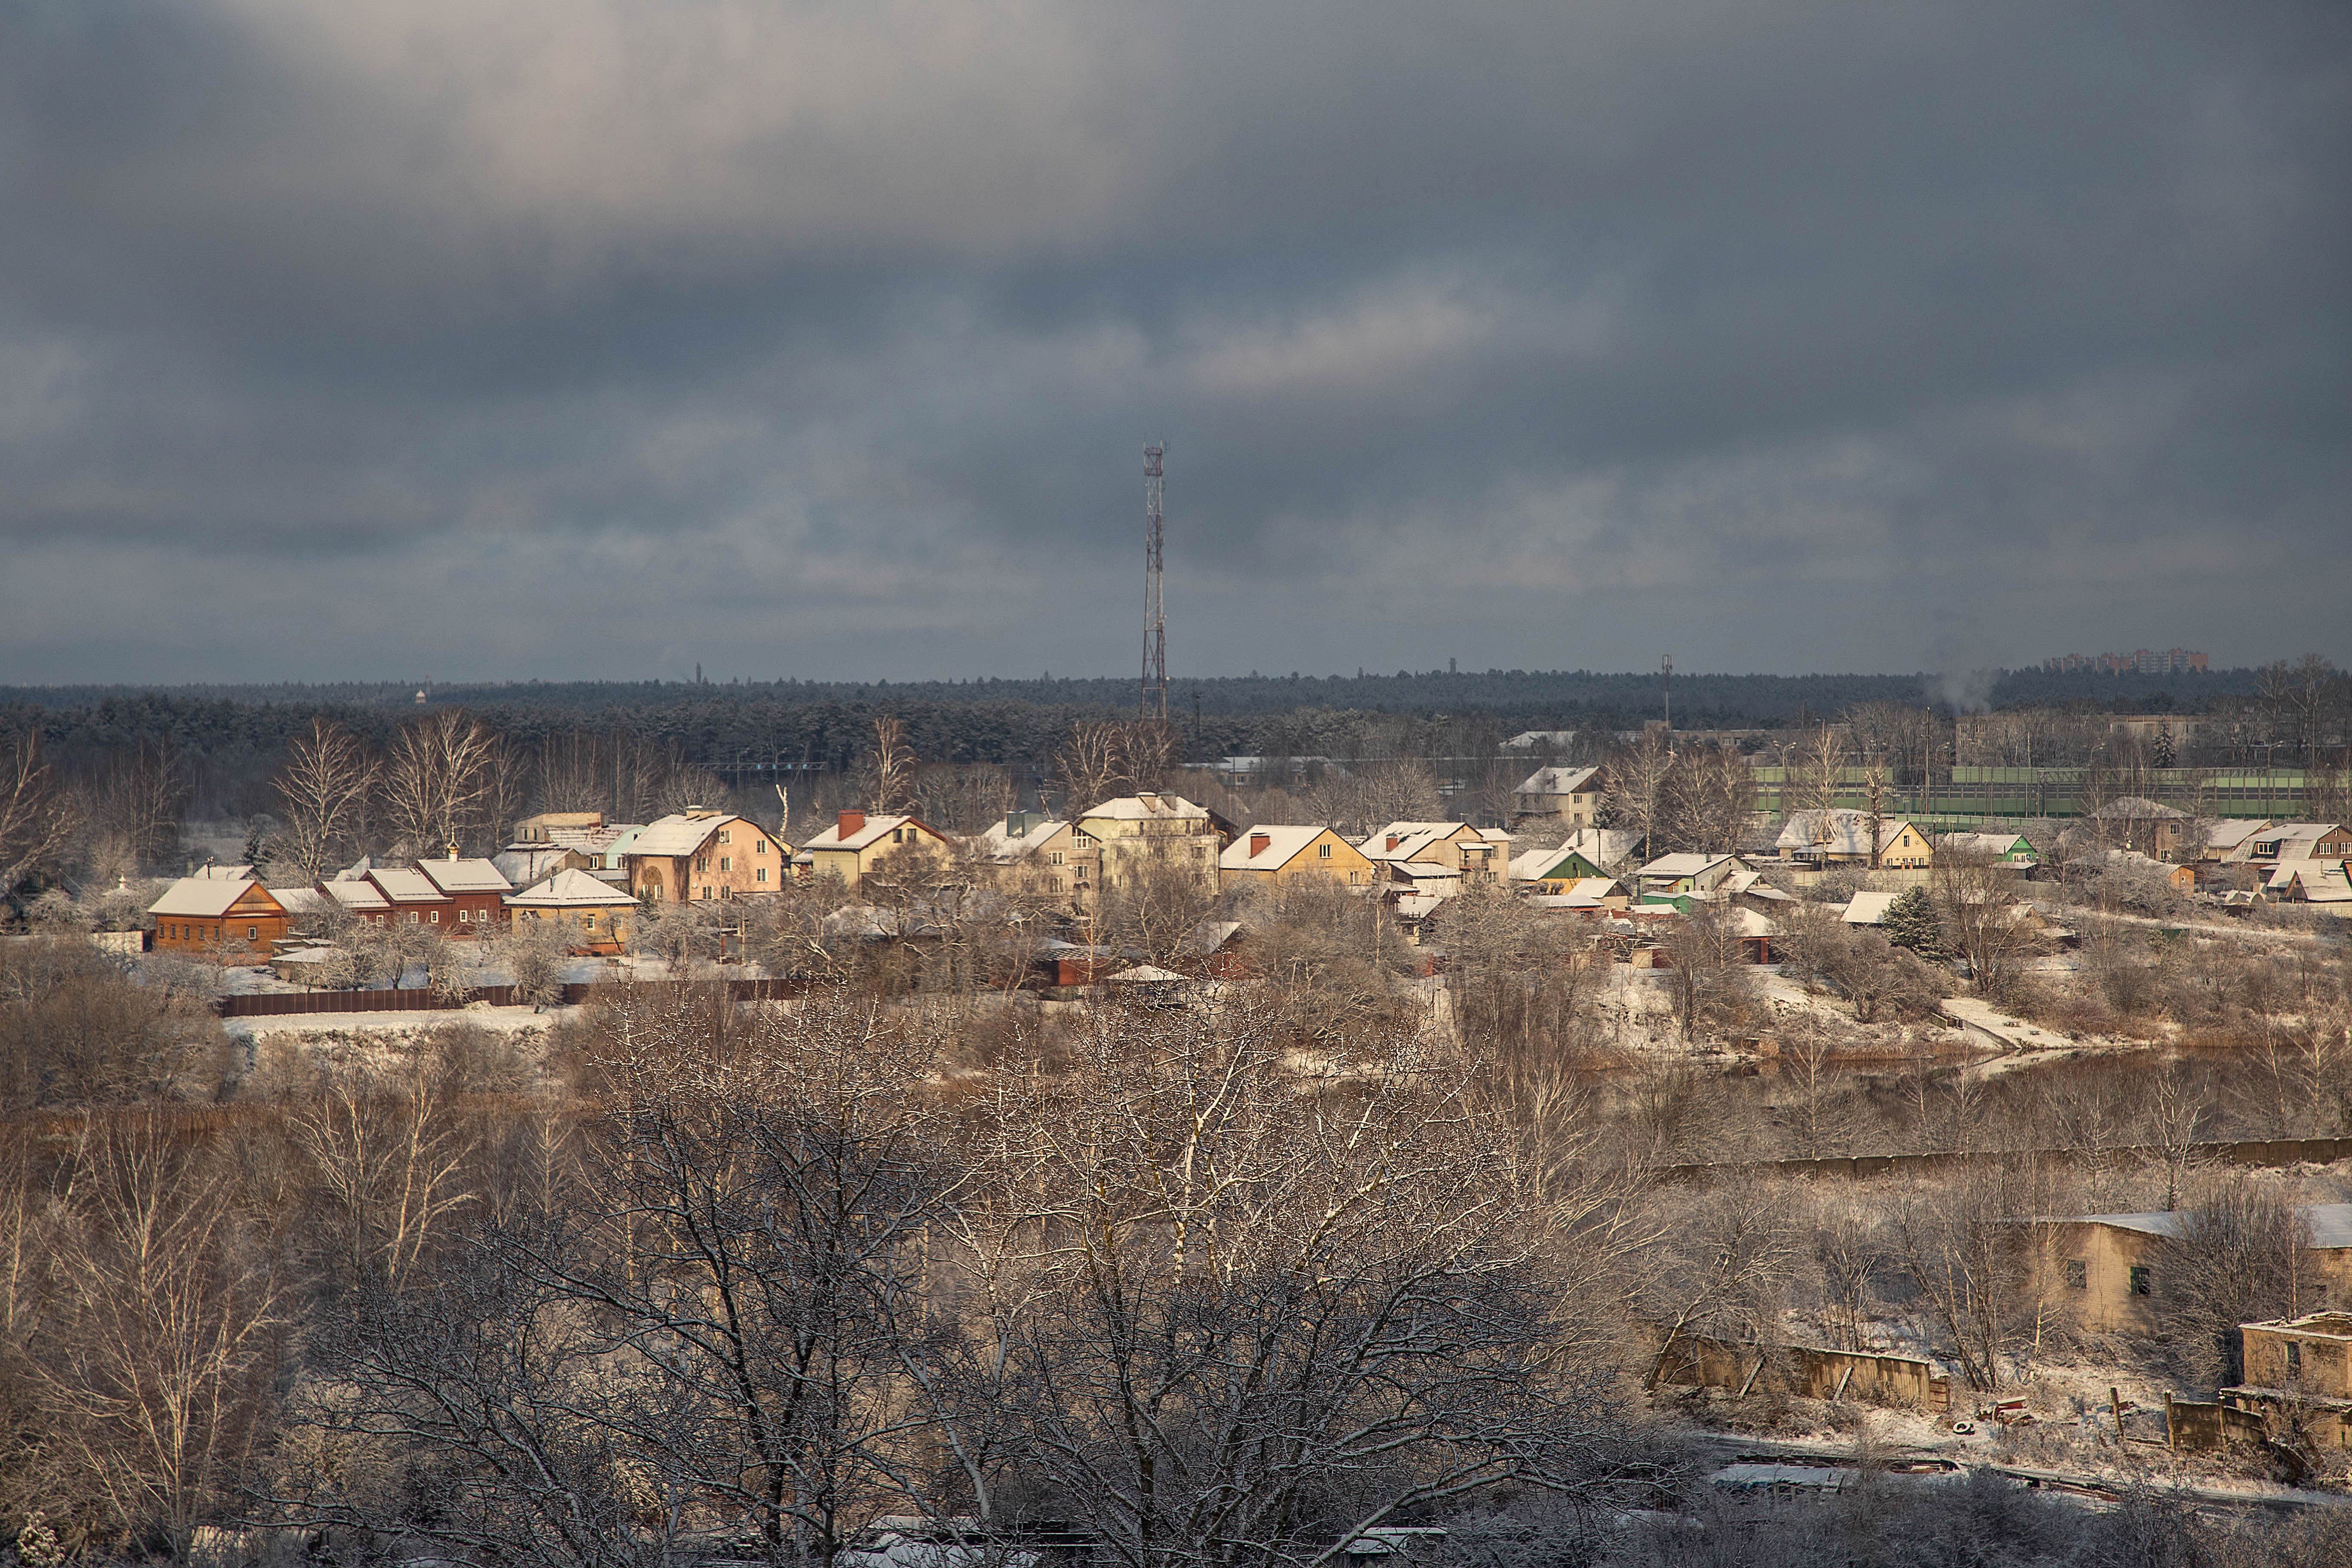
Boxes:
[1078,792,1211,824]
[1842,891,1898,925]
[368,867,451,905]
[1360,821,1507,862]
[416,858,515,895]
[2205,819,2270,854]
[149,875,280,919]
[970,816,1072,863]
[2254,822,2349,858]
[271,885,327,916]
[628,812,761,858]
[1639,852,1740,879]
[1940,831,2034,860]
[801,813,945,853]
[1514,765,1600,797]
[1776,810,1919,856]
[1220,824,1340,871]
[320,879,389,913]
[508,868,639,908]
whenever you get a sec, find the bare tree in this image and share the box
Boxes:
[1657,900,1754,1040]
[383,709,502,856]
[944,1007,1633,1565]
[1936,851,2035,1002]
[86,736,189,875]
[0,730,80,897]
[1601,731,1674,859]
[867,715,915,812]
[26,1118,280,1559]
[290,1058,477,1290]
[2159,1176,2313,1390]
[274,719,381,878]
[1097,837,1218,969]
[1054,720,1124,815]
[1661,742,1758,856]
[1889,1169,2028,1392]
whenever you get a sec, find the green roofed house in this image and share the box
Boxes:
[1938,831,2037,869]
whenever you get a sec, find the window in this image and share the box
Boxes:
[756,866,767,882]
[697,856,709,872]
[702,885,714,900]
[248,925,257,941]
[1050,851,1064,866]
[720,857,732,871]
[458,908,470,923]
[2128,1265,2152,1297]
[407,912,420,925]
[2064,1260,2086,1291]
[584,915,596,929]
[756,839,768,853]
[718,829,732,845]
[1318,842,1332,858]
[430,911,440,923]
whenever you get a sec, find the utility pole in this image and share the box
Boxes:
[1141,443,1167,722]
[1662,655,1673,744]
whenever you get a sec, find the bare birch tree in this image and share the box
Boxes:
[0,730,79,897]
[274,719,381,878]
[383,709,502,856]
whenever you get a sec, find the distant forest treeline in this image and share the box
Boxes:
[0,664,2260,760]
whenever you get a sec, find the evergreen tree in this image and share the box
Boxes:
[1884,885,1944,957]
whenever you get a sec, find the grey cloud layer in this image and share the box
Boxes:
[0,0,2344,681]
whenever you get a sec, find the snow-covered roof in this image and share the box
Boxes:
[1078,792,1210,823]
[1220,824,1333,870]
[320,879,389,912]
[2254,822,2348,857]
[2205,819,2269,853]
[190,864,254,881]
[1841,891,1898,925]
[1108,964,1186,983]
[1181,920,1244,956]
[1513,765,1599,797]
[628,812,739,858]
[149,875,274,918]
[368,867,450,904]
[1361,822,1506,862]
[1941,831,2035,860]
[802,813,941,852]
[416,858,514,895]
[1776,811,1917,856]
[271,885,327,916]
[2057,1206,2352,1248]
[508,868,639,908]
[1502,730,1579,750]
[1639,852,1738,879]
[970,815,1069,863]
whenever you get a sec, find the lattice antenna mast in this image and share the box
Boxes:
[1141,443,1167,721]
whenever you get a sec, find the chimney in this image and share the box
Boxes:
[1250,833,1270,857]
[447,842,460,861]
[1386,835,1401,851]
[838,809,866,839]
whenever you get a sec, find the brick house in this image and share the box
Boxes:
[624,811,792,903]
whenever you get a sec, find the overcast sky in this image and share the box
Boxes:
[1,1,2344,686]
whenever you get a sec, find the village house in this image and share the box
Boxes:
[1076,793,1223,898]
[625,811,792,902]
[796,810,952,892]
[971,812,1101,905]
[1633,852,1751,905]
[1217,825,1375,892]
[1359,821,1513,891]
[414,852,514,935]
[1524,876,1629,913]
[512,810,608,843]
[1937,830,2038,869]
[1776,810,1932,870]
[2201,819,2272,863]
[320,866,392,925]
[147,868,291,956]
[1510,765,1604,826]
[2021,1206,2352,1334]
[2087,796,2191,858]
[365,866,454,929]
[505,868,638,955]
[2248,822,2352,867]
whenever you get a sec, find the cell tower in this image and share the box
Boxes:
[1141,443,1167,721]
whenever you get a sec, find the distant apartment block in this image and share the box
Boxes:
[2041,648,2208,674]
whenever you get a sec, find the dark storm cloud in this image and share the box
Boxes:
[0,0,2344,683]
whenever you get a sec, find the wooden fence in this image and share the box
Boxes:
[213,977,811,1019]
